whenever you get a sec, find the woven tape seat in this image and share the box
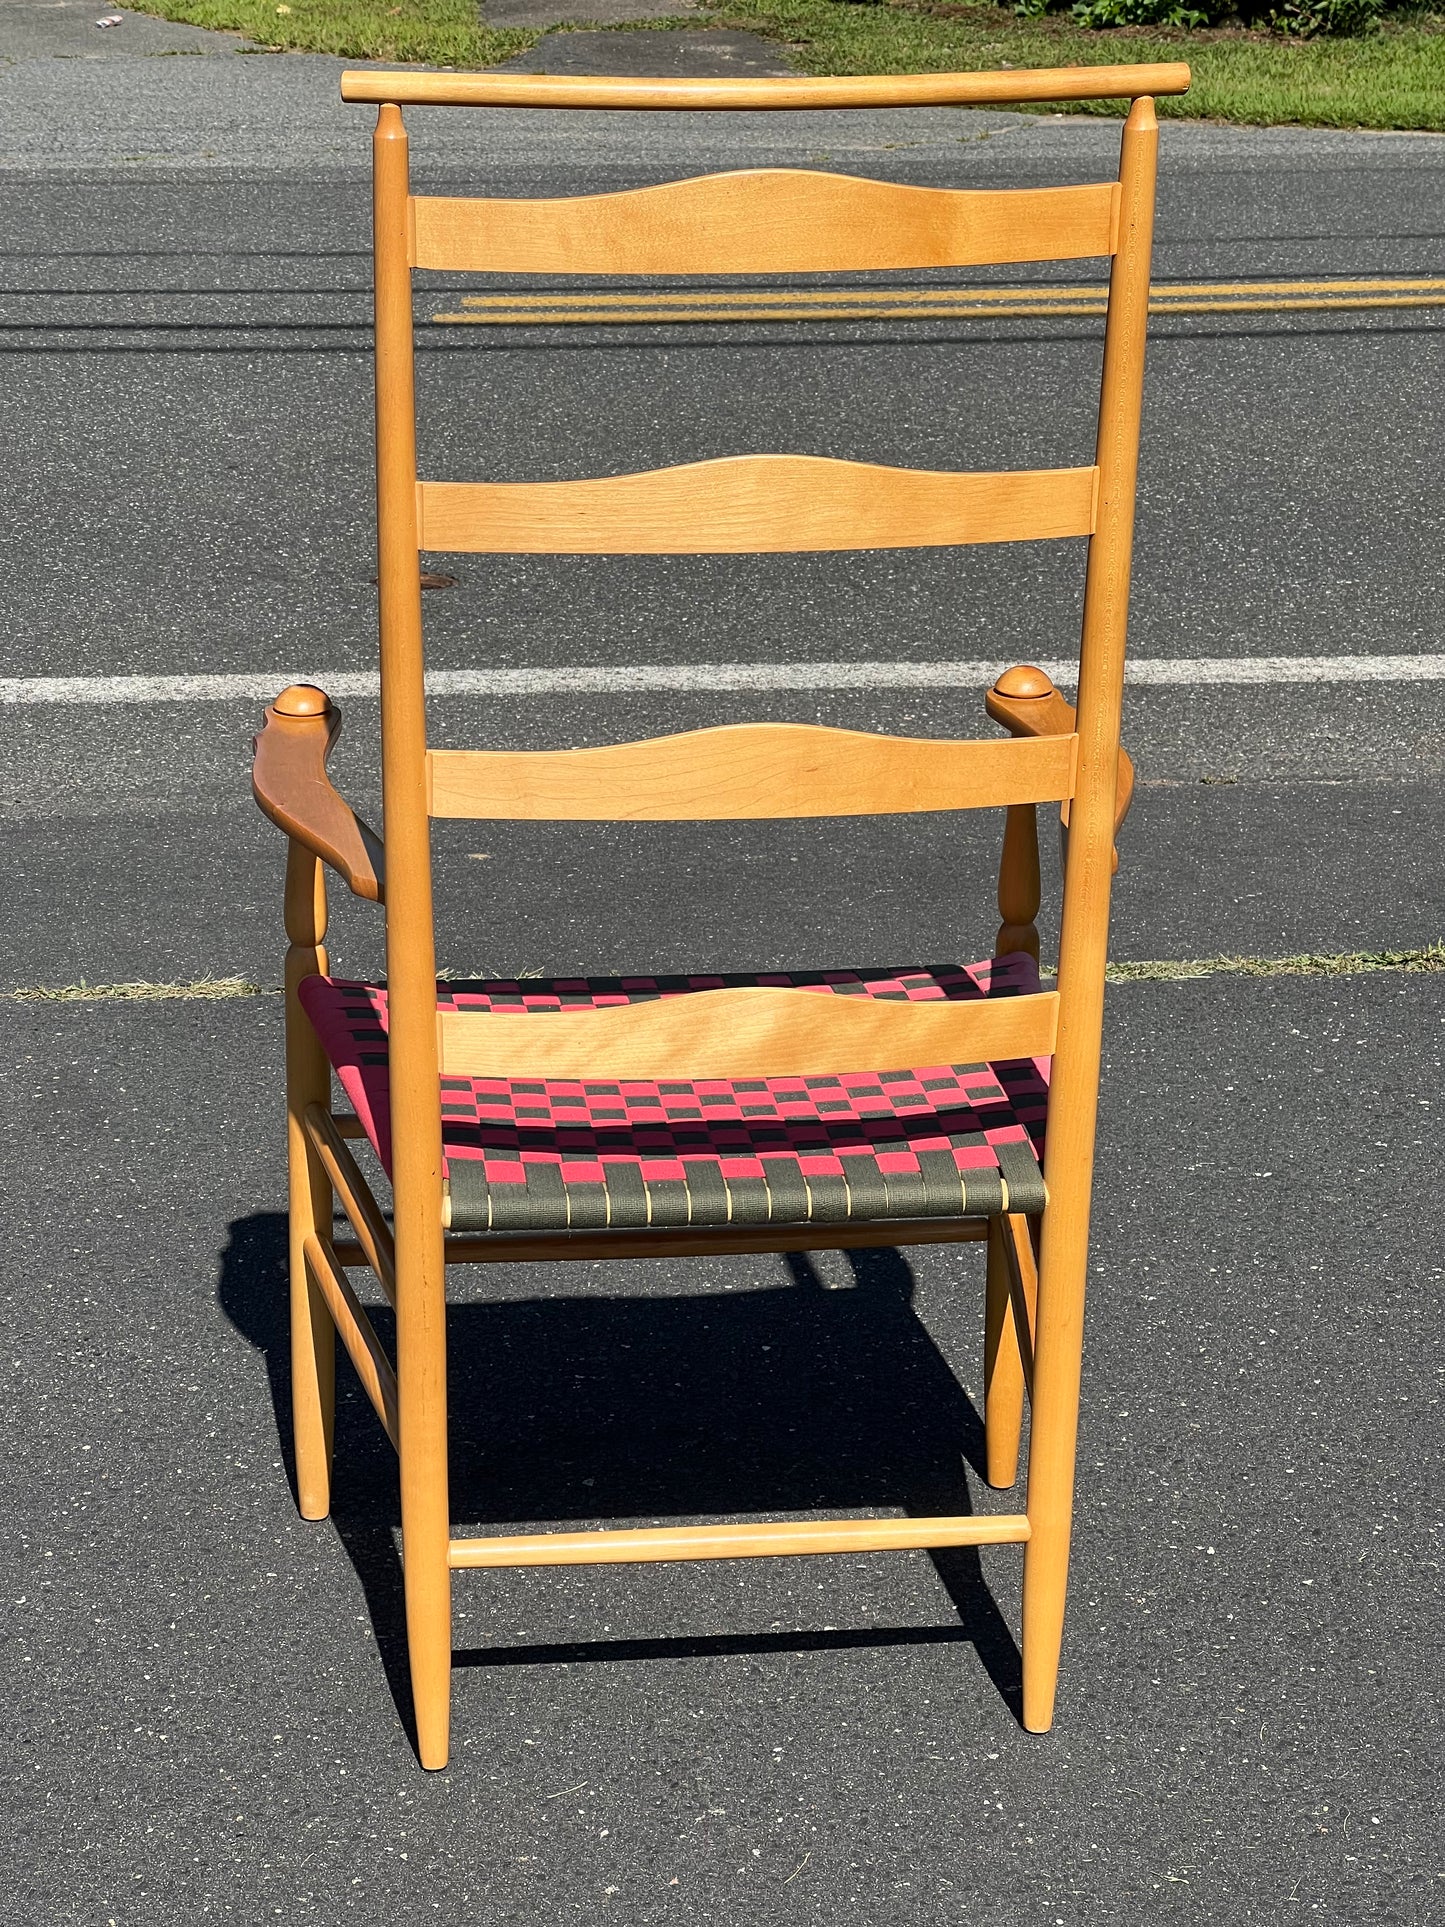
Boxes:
[299,954,1050,1236]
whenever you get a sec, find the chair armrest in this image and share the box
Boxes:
[985,664,1135,838]
[252,684,385,903]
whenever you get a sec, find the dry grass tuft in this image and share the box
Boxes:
[4,976,270,1003]
[1103,944,1445,982]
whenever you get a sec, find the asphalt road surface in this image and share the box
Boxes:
[1,8,1442,1923]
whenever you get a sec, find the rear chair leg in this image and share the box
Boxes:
[395,1218,453,1770]
[1021,1216,1087,1733]
[284,840,336,1519]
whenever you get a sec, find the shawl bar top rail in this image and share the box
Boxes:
[340,64,1190,109]
[252,61,1180,1770]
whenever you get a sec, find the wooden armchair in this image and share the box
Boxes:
[252,59,1184,1769]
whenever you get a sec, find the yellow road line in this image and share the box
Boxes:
[1147,294,1445,314]
[1151,276,1445,297]
[432,274,1445,326]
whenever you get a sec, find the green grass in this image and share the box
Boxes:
[126,0,1445,130]
[705,0,1445,127]
[128,0,531,67]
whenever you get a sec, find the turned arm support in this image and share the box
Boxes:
[985,664,1135,842]
[252,683,386,903]
[986,663,1134,961]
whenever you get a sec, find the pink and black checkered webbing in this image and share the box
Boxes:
[298,958,1049,1236]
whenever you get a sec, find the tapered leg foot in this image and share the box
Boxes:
[291,1254,336,1520]
[404,1548,452,1769]
[397,1238,453,1768]
[1021,1226,1077,1737]
[1021,1526,1068,1732]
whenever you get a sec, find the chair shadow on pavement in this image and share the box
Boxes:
[219,1214,1024,1735]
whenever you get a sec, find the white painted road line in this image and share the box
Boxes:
[3,655,1445,705]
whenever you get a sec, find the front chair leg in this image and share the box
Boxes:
[288,1118,336,1519]
[984,1217,1027,1488]
[284,840,336,1519]
[400,1473,452,1770]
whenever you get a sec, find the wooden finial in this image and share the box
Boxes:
[272,683,331,718]
[1126,93,1158,133]
[992,664,1055,701]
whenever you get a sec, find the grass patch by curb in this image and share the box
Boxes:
[6,947,1440,1003]
[3,976,269,1003]
[124,0,1445,131]
[705,0,1445,129]
[126,0,532,67]
[1101,943,1445,982]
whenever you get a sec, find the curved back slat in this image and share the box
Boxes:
[426,723,1076,821]
[417,458,1097,557]
[437,984,1061,1081]
[411,174,1119,276]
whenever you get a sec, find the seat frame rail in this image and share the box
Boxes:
[303,1101,1037,1572]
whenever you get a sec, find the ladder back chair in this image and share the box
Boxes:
[252,60,1187,1769]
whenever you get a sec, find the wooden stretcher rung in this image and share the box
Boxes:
[335,1219,991,1268]
[999,1211,1038,1402]
[336,1218,991,1271]
[303,1231,400,1449]
[448,1513,1030,1569]
[304,1103,398,1307]
[429,1216,990,1264]
[331,1112,367,1139]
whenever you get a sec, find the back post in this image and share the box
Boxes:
[372,101,453,1769]
[1022,94,1158,1731]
